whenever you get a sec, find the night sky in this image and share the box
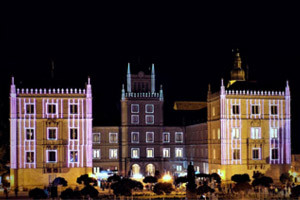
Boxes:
[1,3,300,153]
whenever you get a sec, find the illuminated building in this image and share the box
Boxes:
[10,78,93,189]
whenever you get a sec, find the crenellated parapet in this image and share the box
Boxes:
[225,90,285,96]
[16,88,87,95]
[124,92,161,99]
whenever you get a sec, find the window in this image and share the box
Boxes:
[233,149,240,160]
[147,148,154,158]
[232,128,240,139]
[47,150,57,163]
[175,132,183,143]
[131,148,140,159]
[93,149,100,159]
[232,105,240,115]
[251,128,261,139]
[212,107,215,116]
[146,132,154,143]
[163,148,170,158]
[48,128,57,140]
[213,149,216,159]
[131,104,139,113]
[70,128,78,140]
[145,115,154,124]
[212,129,215,139]
[47,104,57,114]
[109,133,118,143]
[93,167,100,174]
[252,148,261,160]
[93,133,100,143]
[145,104,154,113]
[252,105,260,115]
[131,132,139,143]
[217,128,221,139]
[26,104,34,114]
[176,165,182,172]
[175,148,183,158]
[109,149,118,159]
[271,105,278,115]
[271,148,278,160]
[70,104,78,114]
[26,152,34,163]
[163,132,170,143]
[26,129,34,140]
[270,128,278,139]
[131,115,139,124]
[70,151,78,162]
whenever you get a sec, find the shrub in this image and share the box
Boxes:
[153,182,174,195]
[28,188,47,199]
[143,176,158,184]
[111,178,143,196]
[81,185,99,198]
[197,184,215,195]
[60,188,74,199]
[231,174,250,183]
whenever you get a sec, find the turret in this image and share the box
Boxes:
[121,84,125,100]
[230,49,245,81]
[220,78,225,95]
[127,63,131,92]
[285,80,290,97]
[151,63,155,93]
[159,84,164,101]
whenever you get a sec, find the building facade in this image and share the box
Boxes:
[10,78,93,189]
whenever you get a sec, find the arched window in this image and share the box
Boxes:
[132,164,140,176]
[146,164,155,176]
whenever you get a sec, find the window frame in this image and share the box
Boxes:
[146,148,154,158]
[25,128,35,140]
[70,128,78,140]
[163,132,170,143]
[146,132,154,143]
[93,132,101,144]
[270,127,278,139]
[131,104,139,113]
[47,127,58,140]
[232,127,240,139]
[109,132,118,143]
[175,132,184,143]
[271,148,279,160]
[251,127,261,139]
[145,115,154,125]
[232,105,240,115]
[252,148,261,160]
[131,148,140,159]
[251,104,260,115]
[69,103,79,115]
[131,115,139,124]
[233,149,240,160]
[270,105,278,115]
[70,150,79,163]
[46,150,57,163]
[25,103,35,114]
[163,148,170,158]
[46,103,58,115]
[145,104,154,113]
[25,151,34,163]
[109,149,118,159]
[175,148,183,158]
[93,149,101,159]
[131,132,139,144]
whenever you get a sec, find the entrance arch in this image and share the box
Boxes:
[146,164,155,176]
[131,164,141,176]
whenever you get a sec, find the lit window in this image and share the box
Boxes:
[232,128,240,139]
[70,104,78,114]
[70,151,78,162]
[93,149,100,159]
[146,132,154,143]
[131,104,139,113]
[145,115,154,124]
[145,104,154,113]
[212,107,215,116]
[271,148,278,160]
[270,128,278,139]
[25,104,34,114]
[26,152,34,163]
[251,128,261,139]
[217,128,221,139]
[47,150,57,163]
[93,133,100,143]
[271,105,278,115]
[131,132,139,143]
[131,115,139,124]
[252,148,261,160]
[176,165,182,172]
[175,132,183,143]
[232,105,240,115]
[233,149,240,160]
[163,132,170,143]
[47,104,57,114]
[93,167,100,174]
[175,148,183,158]
[147,148,154,158]
[131,148,140,159]
[109,133,118,143]
[213,149,216,159]
[163,148,170,158]
[48,128,57,140]
[70,128,78,140]
[252,105,260,115]
[109,149,118,159]
[26,129,34,140]
[195,166,200,173]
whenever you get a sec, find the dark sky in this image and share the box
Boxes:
[1,3,300,152]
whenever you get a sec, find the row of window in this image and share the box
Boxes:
[131,115,154,124]
[231,105,278,115]
[131,104,154,114]
[228,148,278,160]
[231,127,279,139]
[25,128,79,140]
[24,103,79,115]
[92,148,184,159]
[25,150,78,163]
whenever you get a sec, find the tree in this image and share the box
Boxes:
[291,185,300,198]
[210,173,221,184]
[143,176,158,184]
[233,182,252,193]
[231,174,250,183]
[76,174,97,186]
[175,176,187,186]
[29,188,47,199]
[153,182,174,195]
[52,177,68,187]
[231,174,252,196]
[252,176,273,188]
[111,178,143,196]
[80,185,99,198]
[60,188,74,199]
[280,173,292,185]
[197,184,215,195]
[107,174,121,182]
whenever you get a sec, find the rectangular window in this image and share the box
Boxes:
[163,148,170,158]
[176,165,182,172]
[163,132,170,143]
[70,104,78,114]
[109,149,118,159]
[146,132,154,143]
[131,104,139,113]
[26,152,34,163]
[251,127,261,139]
[146,148,154,158]
[26,128,34,140]
[109,133,118,143]
[252,105,260,115]
[232,105,240,115]
[233,149,240,160]
[145,115,154,124]
[47,104,57,114]
[145,104,154,113]
[131,132,139,143]
[131,148,140,159]
[213,149,216,159]
[93,133,100,143]
[70,128,78,140]
[175,132,183,143]
[271,105,278,115]
[175,148,183,158]
[93,167,100,174]
[26,104,35,114]
[47,150,57,163]
[232,128,240,139]
[93,149,100,159]
[271,148,279,160]
[270,128,278,139]
[217,128,221,139]
[252,148,261,160]
[48,128,57,140]
[212,107,215,116]
[131,115,139,124]
[70,151,78,162]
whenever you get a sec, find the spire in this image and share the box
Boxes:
[121,84,125,100]
[86,76,92,98]
[230,49,245,82]
[159,84,164,101]
[10,76,16,96]
[285,80,290,96]
[151,63,155,93]
[127,63,131,92]
[233,48,242,69]
[220,78,225,95]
